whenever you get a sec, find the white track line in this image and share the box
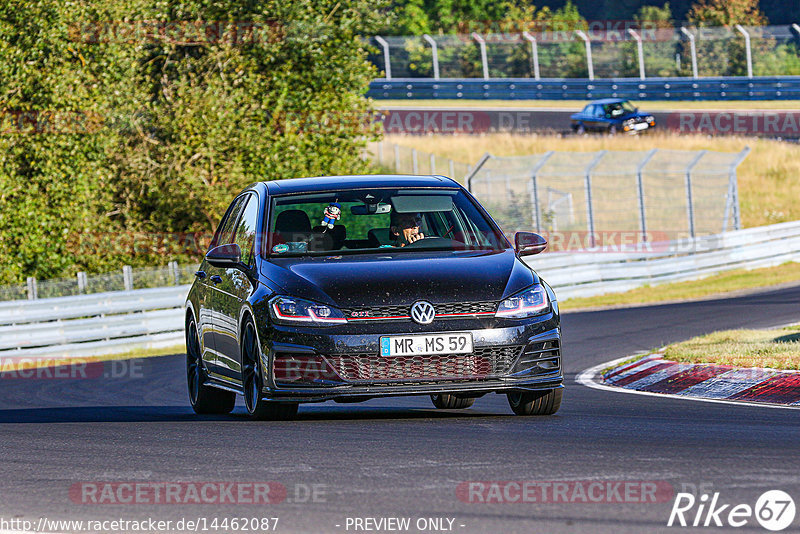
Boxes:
[576,355,800,411]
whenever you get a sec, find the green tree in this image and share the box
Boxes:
[0,0,387,284]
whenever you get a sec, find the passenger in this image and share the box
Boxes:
[390,212,425,246]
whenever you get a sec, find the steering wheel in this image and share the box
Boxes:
[403,236,449,248]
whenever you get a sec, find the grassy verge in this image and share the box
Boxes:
[386,133,800,228]
[0,344,184,373]
[559,261,800,311]
[662,326,800,370]
[378,99,800,110]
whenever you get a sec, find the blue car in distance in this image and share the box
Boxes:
[570,98,655,134]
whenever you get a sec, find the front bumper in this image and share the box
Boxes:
[258,313,563,403]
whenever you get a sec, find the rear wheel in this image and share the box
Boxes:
[186,317,235,414]
[241,318,298,421]
[430,394,475,409]
[507,388,562,416]
[608,124,618,135]
[575,124,586,135]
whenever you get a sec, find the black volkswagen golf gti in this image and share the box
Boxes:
[185,175,563,420]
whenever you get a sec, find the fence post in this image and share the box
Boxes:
[394,144,400,172]
[377,141,384,165]
[123,265,133,291]
[169,261,180,285]
[635,149,658,241]
[574,30,594,80]
[448,158,455,179]
[729,146,750,231]
[627,29,646,80]
[522,31,540,80]
[472,33,490,79]
[529,151,554,233]
[411,149,419,174]
[684,150,707,239]
[735,25,753,78]
[422,34,440,80]
[26,276,37,300]
[584,151,607,247]
[374,36,392,80]
[77,271,87,294]
[464,153,492,193]
[430,153,436,174]
[680,27,698,78]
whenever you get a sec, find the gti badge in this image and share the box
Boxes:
[410,301,435,325]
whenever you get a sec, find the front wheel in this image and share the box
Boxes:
[430,394,475,409]
[507,388,562,415]
[241,318,298,421]
[186,318,235,415]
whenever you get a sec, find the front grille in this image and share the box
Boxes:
[324,345,522,382]
[341,301,497,321]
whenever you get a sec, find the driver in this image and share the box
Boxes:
[390,212,425,246]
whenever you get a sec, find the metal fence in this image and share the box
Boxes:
[370,25,800,80]
[467,148,749,239]
[0,262,197,302]
[3,221,798,359]
[367,141,473,178]
[369,144,748,239]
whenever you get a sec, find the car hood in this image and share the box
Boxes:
[261,249,537,308]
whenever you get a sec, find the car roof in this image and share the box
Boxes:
[590,98,628,105]
[262,174,461,195]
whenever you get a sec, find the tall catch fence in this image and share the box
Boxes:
[371,143,749,241]
[466,148,749,240]
[370,25,800,80]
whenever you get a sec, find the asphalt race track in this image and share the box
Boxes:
[1,285,800,533]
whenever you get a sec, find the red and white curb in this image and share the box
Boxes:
[577,354,800,410]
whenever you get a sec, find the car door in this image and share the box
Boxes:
[204,195,248,377]
[211,192,261,381]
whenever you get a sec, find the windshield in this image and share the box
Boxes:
[604,100,636,117]
[265,188,507,257]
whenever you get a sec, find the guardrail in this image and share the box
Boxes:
[1,221,799,360]
[368,76,800,100]
[0,286,189,359]
[528,220,800,300]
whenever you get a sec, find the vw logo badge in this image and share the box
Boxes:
[410,301,435,325]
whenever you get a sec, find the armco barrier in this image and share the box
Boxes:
[1,221,799,360]
[528,220,800,300]
[368,76,800,101]
[0,286,189,359]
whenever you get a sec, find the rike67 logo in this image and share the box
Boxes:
[668,490,796,531]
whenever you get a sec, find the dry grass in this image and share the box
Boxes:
[559,261,800,310]
[0,344,184,373]
[380,99,800,110]
[386,132,800,228]
[663,325,800,370]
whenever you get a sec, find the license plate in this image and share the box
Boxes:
[633,123,648,131]
[380,333,473,357]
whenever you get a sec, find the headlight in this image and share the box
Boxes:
[495,285,549,318]
[269,296,347,325]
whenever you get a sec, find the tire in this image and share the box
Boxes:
[186,317,236,415]
[430,394,475,409]
[241,318,299,421]
[507,388,562,416]
[608,125,618,135]
[575,124,586,135]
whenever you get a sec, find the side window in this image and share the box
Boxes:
[211,196,246,249]
[233,194,260,265]
[595,105,605,118]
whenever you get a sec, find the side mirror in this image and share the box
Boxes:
[515,232,547,256]
[205,243,242,268]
